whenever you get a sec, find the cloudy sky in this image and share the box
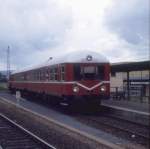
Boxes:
[0,0,149,70]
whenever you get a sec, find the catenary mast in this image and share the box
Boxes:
[7,46,10,79]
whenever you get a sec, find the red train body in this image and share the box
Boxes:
[9,51,110,107]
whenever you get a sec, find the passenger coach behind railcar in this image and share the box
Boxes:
[8,50,110,108]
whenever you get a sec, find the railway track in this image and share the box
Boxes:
[75,114,150,147]
[0,113,56,149]
[0,92,149,149]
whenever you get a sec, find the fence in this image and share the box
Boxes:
[110,85,149,103]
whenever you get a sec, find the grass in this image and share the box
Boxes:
[0,82,8,91]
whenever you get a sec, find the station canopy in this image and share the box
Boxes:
[111,61,150,72]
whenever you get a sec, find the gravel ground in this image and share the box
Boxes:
[0,115,50,149]
[74,115,150,149]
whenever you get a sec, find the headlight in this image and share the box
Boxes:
[100,86,106,92]
[73,86,79,93]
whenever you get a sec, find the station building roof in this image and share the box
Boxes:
[111,61,150,72]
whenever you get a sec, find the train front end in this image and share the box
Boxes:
[70,63,110,106]
[61,52,110,107]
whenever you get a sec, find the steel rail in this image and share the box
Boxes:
[0,113,56,149]
[83,115,149,140]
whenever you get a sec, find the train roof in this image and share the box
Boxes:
[53,50,109,64]
[12,50,109,74]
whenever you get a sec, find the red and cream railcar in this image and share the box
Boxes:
[9,51,110,106]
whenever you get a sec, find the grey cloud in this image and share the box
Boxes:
[0,0,149,70]
[104,0,149,44]
[0,0,72,68]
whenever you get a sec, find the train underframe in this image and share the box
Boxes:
[9,86,109,111]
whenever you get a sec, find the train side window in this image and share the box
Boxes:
[42,70,44,80]
[74,64,82,80]
[39,70,42,80]
[38,71,40,80]
[43,70,47,81]
[45,69,49,81]
[50,68,53,80]
[41,70,43,80]
[61,65,65,81]
[98,65,105,80]
[36,71,38,81]
[54,67,58,81]
[49,67,58,81]
[50,67,56,81]
[47,69,50,80]
[31,72,33,81]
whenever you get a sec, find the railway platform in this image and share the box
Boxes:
[101,99,149,113]
[101,99,150,126]
[0,92,147,149]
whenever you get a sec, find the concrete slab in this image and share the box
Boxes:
[101,99,149,113]
[101,99,150,126]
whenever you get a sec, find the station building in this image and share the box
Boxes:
[110,61,150,102]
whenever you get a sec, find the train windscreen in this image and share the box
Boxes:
[74,64,104,80]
